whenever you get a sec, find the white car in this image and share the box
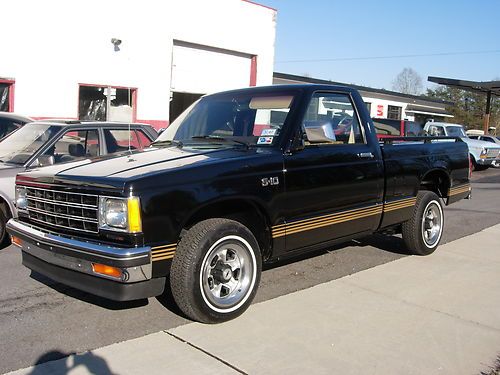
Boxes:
[476,135,500,167]
[424,122,500,171]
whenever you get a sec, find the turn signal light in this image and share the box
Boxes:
[127,197,142,233]
[11,236,22,248]
[92,263,123,279]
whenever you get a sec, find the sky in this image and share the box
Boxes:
[259,0,500,92]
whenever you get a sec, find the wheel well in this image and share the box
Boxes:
[420,170,450,198]
[0,197,12,218]
[182,200,272,260]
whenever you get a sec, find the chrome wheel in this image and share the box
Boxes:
[200,235,256,313]
[421,201,443,247]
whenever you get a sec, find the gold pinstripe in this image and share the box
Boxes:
[448,183,471,196]
[271,196,418,238]
[383,197,417,212]
[151,243,177,262]
[271,204,384,238]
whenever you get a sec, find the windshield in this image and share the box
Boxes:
[446,126,466,137]
[156,92,295,147]
[0,123,61,164]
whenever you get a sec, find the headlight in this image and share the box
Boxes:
[99,197,142,233]
[480,149,487,159]
[15,186,28,211]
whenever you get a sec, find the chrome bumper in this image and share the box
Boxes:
[6,219,152,283]
[477,158,494,165]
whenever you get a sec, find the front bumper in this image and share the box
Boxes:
[6,219,165,301]
[476,158,494,166]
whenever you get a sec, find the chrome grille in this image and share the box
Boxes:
[26,187,99,233]
[486,148,500,158]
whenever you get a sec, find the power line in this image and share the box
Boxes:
[276,50,500,63]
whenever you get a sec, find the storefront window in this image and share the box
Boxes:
[79,85,135,122]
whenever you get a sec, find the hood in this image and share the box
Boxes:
[17,146,257,188]
[0,162,19,171]
[463,137,500,149]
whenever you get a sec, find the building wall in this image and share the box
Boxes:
[1,0,276,127]
[361,95,412,119]
[273,74,452,124]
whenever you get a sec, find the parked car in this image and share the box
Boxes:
[476,135,500,167]
[477,135,500,144]
[423,122,500,171]
[372,118,424,138]
[0,121,157,245]
[0,112,33,139]
[7,85,470,323]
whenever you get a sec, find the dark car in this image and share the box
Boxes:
[0,121,157,245]
[0,112,33,139]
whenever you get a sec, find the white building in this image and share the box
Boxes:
[274,73,453,124]
[1,0,277,128]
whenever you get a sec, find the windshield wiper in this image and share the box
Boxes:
[151,139,183,148]
[191,135,249,148]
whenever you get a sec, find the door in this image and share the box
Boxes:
[282,91,384,251]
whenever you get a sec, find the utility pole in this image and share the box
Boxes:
[483,91,491,134]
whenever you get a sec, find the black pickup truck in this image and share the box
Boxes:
[7,85,470,323]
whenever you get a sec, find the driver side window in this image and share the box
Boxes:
[302,92,364,146]
[428,125,445,136]
[44,129,99,164]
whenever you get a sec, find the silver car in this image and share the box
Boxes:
[0,120,157,245]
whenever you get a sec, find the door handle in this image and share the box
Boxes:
[357,152,374,159]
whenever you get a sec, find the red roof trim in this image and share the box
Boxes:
[241,0,276,12]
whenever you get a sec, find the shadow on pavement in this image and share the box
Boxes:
[264,234,409,271]
[156,279,190,320]
[471,171,500,184]
[30,272,149,310]
[353,233,409,255]
[28,350,116,375]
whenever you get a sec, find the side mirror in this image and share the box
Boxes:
[34,155,55,167]
[286,132,305,154]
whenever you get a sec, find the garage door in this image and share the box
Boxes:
[171,41,253,94]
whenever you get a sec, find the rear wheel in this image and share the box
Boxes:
[402,191,444,256]
[170,218,261,323]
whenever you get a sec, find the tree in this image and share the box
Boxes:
[426,85,500,131]
[392,68,423,95]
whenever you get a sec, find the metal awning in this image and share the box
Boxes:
[428,76,500,132]
[405,104,453,118]
[428,76,500,96]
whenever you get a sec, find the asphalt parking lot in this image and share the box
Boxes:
[1,167,499,374]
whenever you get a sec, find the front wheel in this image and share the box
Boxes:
[0,208,9,248]
[170,218,262,323]
[402,191,444,256]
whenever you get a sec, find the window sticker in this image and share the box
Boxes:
[261,128,278,136]
[257,136,274,145]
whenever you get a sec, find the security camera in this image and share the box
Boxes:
[111,38,122,46]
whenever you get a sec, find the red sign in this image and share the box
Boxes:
[376,105,384,117]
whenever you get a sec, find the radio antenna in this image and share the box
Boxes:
[128,87,132,153]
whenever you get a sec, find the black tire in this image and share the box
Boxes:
[402,191,444,256]
[471,155,488,171]
[0,208,9,248]
[475,164,489,171]
[170,218,262,323]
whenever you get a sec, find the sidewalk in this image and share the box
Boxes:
[8,225,500,375]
